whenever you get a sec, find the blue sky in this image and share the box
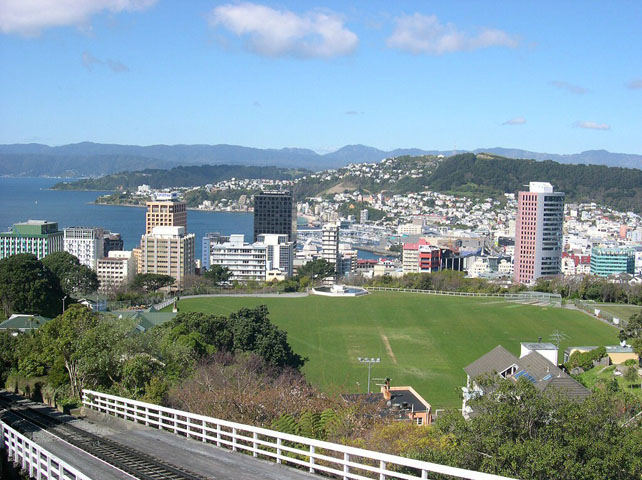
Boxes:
[1,1,641,154]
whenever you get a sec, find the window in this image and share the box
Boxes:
[416,417,423,426]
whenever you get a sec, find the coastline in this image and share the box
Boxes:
[91,201,253,214]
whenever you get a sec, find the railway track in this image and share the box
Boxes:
[0,393,211,480]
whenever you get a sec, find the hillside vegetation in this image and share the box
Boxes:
[52,164,308,190]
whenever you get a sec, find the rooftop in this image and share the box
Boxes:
[521,342,557,350]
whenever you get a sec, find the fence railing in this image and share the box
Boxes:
[1,419,92,480]
[365,287,561,304]
[82,389,516,480]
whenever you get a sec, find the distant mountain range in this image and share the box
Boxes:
[0,142,640,177]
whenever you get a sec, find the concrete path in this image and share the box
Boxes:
[179,292,309,299]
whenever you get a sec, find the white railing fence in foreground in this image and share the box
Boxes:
[1,420,91,480]
[82,389,517,480]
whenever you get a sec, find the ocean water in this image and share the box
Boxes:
[0,177,253,259]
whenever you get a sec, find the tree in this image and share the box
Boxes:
[624,365,639,389]
[39,304,100,398]
[42,251,99,295]
[296,259,336,283]
[0,253,64,318]
[203,265,231,286]
[131,273,175,292]
[0,331,16,383]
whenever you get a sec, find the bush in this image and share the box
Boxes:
[565,347,607,370]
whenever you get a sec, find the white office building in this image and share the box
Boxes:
[64,227,105,270]
[322,222,340,273]
[258,234,294,278]
[96,251,136,292]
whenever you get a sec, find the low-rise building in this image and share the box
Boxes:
[590,247,635,277]
[462,344,589,420]
[96,250,137,292]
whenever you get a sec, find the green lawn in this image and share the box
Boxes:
[171,292,619,408]
[593,304,641,322]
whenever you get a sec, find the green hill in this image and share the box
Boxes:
[52,164,309,190]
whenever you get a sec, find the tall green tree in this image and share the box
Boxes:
[296,259,336,282]
[39,304,100,398]
[42,251,99,295]
[203,265,231,286]
[0,253,64,318]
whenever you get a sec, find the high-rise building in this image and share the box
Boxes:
[103,231,124,256]
[0,220,63,260]
[139,226,195,288]
[322,222,340,279]
[253,191,296,243]
[64,226,105,270]
[145,198,187,234]
[201,232,230,271]
[360,209,369,224]
[402,239,442,274]
[514,182,565,284]
[590,247,635,277]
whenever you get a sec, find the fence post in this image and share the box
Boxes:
[232,428,237,451]
[217,424,221,447]
[343,452,350,480]
[253,432,258,457]
[379,460,387,480]
[276,437,282,464]
[309,445,315,473]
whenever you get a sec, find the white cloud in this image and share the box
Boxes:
[207,3,358,58]
[0,0,157,36]
[549,81,589,94]
[503,116,526,125]
[627,79,642,90]
[386,13,519,55]
[574,121,610,131]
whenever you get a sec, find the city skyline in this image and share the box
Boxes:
[1,1,641,155]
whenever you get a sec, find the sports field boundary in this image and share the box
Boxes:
[364,287,562,306]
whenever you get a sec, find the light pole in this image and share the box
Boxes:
[62,295,68,313]
[357,357,380,394]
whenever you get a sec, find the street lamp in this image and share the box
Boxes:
[357,357,380,394]
[62,295,68,313]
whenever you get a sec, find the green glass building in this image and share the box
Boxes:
[590,247,635,277]
[0,220,64,260]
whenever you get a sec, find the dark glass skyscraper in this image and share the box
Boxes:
[253,191,296,243]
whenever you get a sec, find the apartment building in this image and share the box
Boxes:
[64,226,105,270]
[145,199,187,234]
[96,250,136,292]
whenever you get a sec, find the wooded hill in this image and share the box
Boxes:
[428,153,642,213]
[52,164,309,190]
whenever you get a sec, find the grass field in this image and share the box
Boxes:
[170,292,619,408]
[593,304,642,322]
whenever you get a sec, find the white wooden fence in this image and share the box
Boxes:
[365,287,561,303]
[1,419,91,480]
[82,389,517,480]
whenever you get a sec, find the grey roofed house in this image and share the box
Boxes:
[462,345,590,419]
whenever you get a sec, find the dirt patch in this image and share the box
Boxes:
[380,330,398,364]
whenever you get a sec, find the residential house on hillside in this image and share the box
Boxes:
[342,379,432,426]
[462,344,590,419]
[0,314,51,333]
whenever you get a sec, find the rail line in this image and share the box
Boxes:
[0,393,211,480]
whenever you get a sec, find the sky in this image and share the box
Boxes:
[1,1,641,154]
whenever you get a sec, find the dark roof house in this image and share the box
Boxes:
[462,345,590,419]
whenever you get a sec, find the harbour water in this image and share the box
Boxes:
[0,177,253,259]
[0,177,386,261]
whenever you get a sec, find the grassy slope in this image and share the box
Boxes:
[593,304,642,322]
[172,292,619,408]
